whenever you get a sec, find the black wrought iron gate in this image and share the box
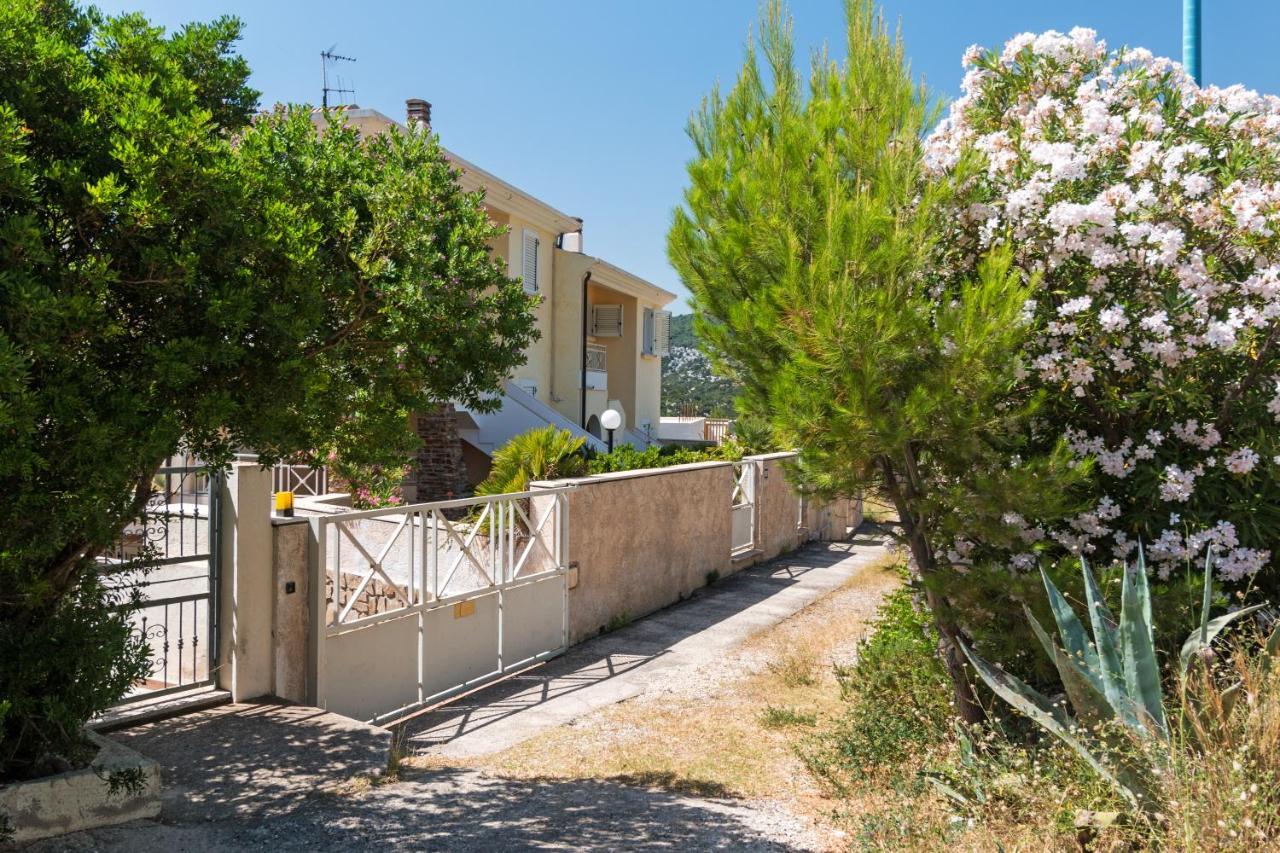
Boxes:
[102,464,222,705]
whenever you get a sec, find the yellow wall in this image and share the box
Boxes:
[587,282,637,431]
[547,250,671,436]
[501,212,555,403]
[315,108,671,434]
[633,306,664,435]
[550,250,591,427]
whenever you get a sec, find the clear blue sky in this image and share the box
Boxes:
[93,1,1280,311]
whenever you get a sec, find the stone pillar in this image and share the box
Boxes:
[407,404,469,503]
[217,461,274,702]
[271,518,311,704]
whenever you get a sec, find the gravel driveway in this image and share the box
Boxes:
[33,536,890,852]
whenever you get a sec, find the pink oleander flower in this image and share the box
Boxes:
[1226,447,1260,475]
[925,29,1280,583]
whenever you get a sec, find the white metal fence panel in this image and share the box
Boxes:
[310,487,571,724]
[273,463,328,496]
[731,460,758,554]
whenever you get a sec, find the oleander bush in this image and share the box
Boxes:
[927,27,1280,601]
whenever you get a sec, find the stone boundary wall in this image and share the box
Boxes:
[326,571,406,623]
[531,452,860,644]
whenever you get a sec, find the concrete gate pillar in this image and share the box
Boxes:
[217,461,274,701]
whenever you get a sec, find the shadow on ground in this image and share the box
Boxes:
[106,700,391,822]
[39,764,808,852]
[397,534,883,753]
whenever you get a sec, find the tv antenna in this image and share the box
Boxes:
[320,45,356,109]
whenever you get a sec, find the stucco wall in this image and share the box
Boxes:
[534,461,735,644]
[505,212,555,403]
[551,248,592,427]
[634,313,663,432]
[218,463,274,702]
[657,416,706,442]
[532,453,862,644]
[587,282,638,430]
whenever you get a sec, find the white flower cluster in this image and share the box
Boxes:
[927,29,1280,581]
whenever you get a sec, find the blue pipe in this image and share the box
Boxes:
[1183,0,1201,84]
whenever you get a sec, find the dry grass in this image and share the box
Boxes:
[402,544,1280,851]
[859,491,899,525]
[407,551,902,843]
[1160,642,1280,851]
[805,619,1280,851]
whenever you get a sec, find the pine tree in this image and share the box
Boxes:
[668,0,1084,721]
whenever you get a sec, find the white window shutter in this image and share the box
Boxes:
[642,308,655,356]
[591,304,623,337]
[521,229,539,293]
[654,310,672,356]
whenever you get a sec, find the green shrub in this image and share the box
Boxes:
[799,587,952,792]
[759,705,817,729]
[0,0,534,781]
[327,454,410,509]
[961,550,1272,813]
[584,441,734,475]
[476,426,588,496]
[0,572,151,781]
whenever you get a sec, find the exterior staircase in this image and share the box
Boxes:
[456,380,608,456]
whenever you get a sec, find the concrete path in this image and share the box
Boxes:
[35,533,889,852]
[399,533,889,758]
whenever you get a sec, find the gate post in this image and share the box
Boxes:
[217,461,274,701]
[305,516,326,709]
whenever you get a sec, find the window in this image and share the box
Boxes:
[643,308,672,357]
[654,310,671,356]
[521,229,539,293]
[590,304,623,337]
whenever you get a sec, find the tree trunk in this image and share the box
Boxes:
[45,459,166,601]
[879,456,986,726]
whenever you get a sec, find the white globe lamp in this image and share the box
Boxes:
[601,408,622,452]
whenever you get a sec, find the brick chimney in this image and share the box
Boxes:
[405,98,432,131]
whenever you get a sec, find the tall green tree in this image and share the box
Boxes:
[0,0,535,778]
[668,0,1084,721]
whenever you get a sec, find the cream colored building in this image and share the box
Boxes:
[316,102,675,479]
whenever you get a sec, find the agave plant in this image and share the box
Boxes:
[960,547,1268,812]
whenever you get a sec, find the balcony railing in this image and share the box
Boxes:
[585,343,608,391]
[585,343,607,372]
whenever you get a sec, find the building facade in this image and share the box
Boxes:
[316,102,675,493]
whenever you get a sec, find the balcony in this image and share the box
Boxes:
[585,343,607,391]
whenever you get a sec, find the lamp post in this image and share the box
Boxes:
[601,408,622,454]
[1183,0,1201,84]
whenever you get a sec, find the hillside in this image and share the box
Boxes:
[661,314,740,417]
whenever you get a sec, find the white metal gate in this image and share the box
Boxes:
[731,460,758,554]
[308,487,571,724]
